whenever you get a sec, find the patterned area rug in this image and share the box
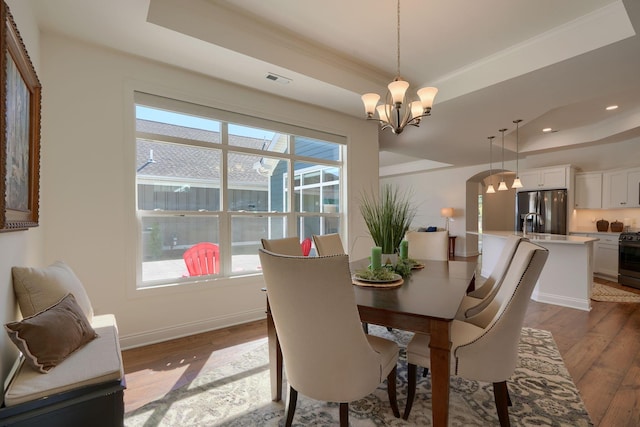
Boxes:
[125,327,592,426]
[591,283,640,303]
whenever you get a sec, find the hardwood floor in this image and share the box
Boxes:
[122,277,640,426]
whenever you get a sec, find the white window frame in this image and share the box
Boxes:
[134,92,345,289]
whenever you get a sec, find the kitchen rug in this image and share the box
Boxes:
[591,282,640,303]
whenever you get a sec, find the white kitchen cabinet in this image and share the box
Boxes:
[593,234,619,278]
[518,167,567,191]
[603,167,640,208]
[570,232,619,279]
[574,172,602,209]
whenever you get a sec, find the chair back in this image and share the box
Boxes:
[183,242,220,276]
[463,235,525,318]
[259,250,383,402]
[454,241,548,381]
[405,230,448,261]
[312,233,345,256]
[261,237,303,256]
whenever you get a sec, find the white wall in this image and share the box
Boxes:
[0,0,45,385]
[38,32,378,348]
[381,163,487,257]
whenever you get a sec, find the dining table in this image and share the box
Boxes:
[265,258,477,427]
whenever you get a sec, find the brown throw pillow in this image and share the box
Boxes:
[4,293,98,373]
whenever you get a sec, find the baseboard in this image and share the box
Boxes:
[119,308,266,350]
[531,290,591,312]
[594,272,618,282]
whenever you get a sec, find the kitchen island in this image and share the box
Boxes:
[477,231,598,311]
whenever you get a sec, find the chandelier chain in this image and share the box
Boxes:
[396,0,401,77]
[500,128,507,185]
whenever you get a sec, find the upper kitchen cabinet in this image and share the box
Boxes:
[574,172,602,209]
[603,167,640,208]
[517,166,571,191]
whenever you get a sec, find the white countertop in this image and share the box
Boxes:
[476,230,598,244]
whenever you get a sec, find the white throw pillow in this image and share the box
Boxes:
[12,261,94,322]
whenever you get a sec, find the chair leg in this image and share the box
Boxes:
[285,386,298,427]
[402,363,417,420]
[387,366,400,418]
[362,322,369,334]
[339,402,349,427]
[493,381,511,427]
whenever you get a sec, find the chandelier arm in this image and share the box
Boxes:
[407,110,432,127]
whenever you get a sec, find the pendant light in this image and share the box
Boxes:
[511,119,523,188]
[497,128,508,191]
[486,136,496,194]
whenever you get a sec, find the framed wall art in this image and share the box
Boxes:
[0,1,41,232]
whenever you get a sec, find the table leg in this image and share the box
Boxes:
[266,298,283,401]
[429,319,451,427]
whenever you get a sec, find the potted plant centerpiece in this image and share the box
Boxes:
[359,184,417,267]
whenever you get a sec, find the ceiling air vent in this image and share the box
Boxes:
[265,72,291,85]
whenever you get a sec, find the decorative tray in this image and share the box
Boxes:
[411,263,425,270]
[352,273,404,288]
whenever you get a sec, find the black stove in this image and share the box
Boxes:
[619,232,640,289]
[619,231,640,242]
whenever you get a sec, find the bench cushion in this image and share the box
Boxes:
[4,314,123,407]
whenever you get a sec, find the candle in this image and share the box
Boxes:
[400,240,409,260]
[371,246,382,270]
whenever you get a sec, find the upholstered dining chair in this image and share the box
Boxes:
[260,237,304,256]
[455,234,525,320]
[312,233,345,256]
[405,230,449,261]
[259,250,400,426]
[402,241,549,426]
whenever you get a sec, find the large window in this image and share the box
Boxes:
[135,93,344,288]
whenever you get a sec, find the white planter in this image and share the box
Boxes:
[382,253,398,266]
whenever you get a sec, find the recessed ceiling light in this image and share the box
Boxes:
[606,105,618,110]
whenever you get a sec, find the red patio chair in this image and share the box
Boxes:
[183,242,220,276]
[301,237,312,256]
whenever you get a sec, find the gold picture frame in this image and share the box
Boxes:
[0,1,41,232]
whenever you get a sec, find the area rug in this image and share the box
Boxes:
[591,282,640,303]
[124,326,592,426]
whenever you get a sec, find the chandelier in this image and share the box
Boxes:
[361,0,438,134]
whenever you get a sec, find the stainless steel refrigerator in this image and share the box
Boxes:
[516,189,567,235]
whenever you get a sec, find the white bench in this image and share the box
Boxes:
[0,315,125,426]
